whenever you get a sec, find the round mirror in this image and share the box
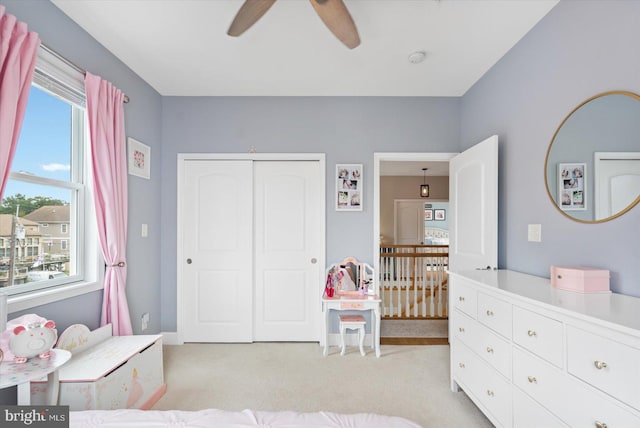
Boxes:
[545,91,640,223]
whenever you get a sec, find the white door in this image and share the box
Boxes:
[449,135,498,272]
[254,161,321,341]
[181,160,253,342]
[594,153,640,219]
[394,200,425,244]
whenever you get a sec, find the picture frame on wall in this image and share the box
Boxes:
[434,209,446,221]
[127,137,151,179]
[558,162,586,211]
[424,209,433,221]
[336,164,362,211]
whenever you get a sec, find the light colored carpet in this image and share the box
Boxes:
[381,319,448,338]
[153,343,492,428]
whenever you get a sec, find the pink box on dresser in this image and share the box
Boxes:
[550,265,610,293]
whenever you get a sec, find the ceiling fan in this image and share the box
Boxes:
[227,0,361,49]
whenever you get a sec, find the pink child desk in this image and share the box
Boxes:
[322,292,381,357]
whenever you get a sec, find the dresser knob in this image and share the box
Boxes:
[595,421,608,428]
[527,376,537,384]
[527,330,537,337]
[458,296,465,302]
[458,327,465,333]
[486,346,494,354]
[594,360,608,370]
[459,363,465,368]
[486,390,494,397]
[486,310,494,316]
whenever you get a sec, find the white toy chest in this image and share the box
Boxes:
[30,324,166,410]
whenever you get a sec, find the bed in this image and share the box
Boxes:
[424,227,449,245]
[70,408,423,428]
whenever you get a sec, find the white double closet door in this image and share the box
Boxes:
[179,158,323,343]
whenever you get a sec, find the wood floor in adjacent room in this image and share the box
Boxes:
[380,318,449,345]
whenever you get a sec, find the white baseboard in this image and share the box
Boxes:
[160,331,182,345]
[160,331,372,348]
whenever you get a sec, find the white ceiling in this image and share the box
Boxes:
[51,0,558,97]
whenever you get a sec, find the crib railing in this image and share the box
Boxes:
[379,245,448,318]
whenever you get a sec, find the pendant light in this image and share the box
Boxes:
[420,168,429,198]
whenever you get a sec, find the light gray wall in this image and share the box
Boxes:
[160,97,460,331]
[3,1,163,333]
[460,0,640,295]
[6,0,639,354]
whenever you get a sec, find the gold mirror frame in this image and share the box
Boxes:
[544,90,640,223]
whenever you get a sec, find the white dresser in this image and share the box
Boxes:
[449,270,640,428]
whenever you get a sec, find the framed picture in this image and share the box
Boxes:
[424,209,433,221]
[336,164,362,211]
[434,209,446,221]
[127,137,151,179]
[558,163,586,211]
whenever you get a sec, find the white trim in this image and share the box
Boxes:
[160,331,181,346]
[176,153,326,344]
[8,280,103,313]
[373,153,457,286]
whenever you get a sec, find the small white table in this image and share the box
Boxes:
[322,292,381,357]
[0,349,71,405]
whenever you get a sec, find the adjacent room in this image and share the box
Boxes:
[1,1,640,427]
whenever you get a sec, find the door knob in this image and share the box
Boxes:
[186,258,192,264]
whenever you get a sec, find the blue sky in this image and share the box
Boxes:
[5,86,72,203]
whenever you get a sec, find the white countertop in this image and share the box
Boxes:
[450,269,640,336]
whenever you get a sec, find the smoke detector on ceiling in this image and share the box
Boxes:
[408,51,427,64]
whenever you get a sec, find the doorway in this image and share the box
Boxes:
[374,153,456,343]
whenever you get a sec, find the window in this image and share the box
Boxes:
[1,46,102,306]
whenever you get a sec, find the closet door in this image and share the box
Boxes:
[253,161,321,341]
[181,160,253,342]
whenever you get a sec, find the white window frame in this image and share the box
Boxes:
[61,223,68,234]
[6,45,103,313]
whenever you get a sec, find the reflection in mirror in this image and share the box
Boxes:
[324,257,374,297]
[545,91,640,222]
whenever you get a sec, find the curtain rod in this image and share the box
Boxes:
[41,43,130,103]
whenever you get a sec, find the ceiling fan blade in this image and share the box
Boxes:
[309,0,360,49]
[227,0,277,37]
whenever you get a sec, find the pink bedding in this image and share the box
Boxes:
[70,408,423,427]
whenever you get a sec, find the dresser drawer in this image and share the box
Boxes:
[513,387,568,428]
[513,306,563,368]
[474,324,511,379]
[453,339,512,428]
[567,325,640,410]
[478,293,512,339]
[452,338,481,392]
[514,347,640,428]
[453,310,511,379]
[451,279,478,318]
[451,309,475,347]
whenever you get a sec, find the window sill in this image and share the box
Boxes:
[7,280,103,313]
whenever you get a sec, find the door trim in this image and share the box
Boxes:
[177,153,326,344]
[373,153,457,289]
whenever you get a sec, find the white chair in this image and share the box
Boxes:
[339,314,366,356]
